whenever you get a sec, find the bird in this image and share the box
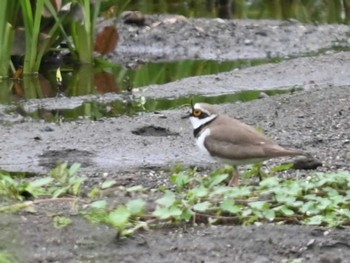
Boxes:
[187,102,310,186]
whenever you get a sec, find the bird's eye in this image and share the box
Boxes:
[193,109,201,117]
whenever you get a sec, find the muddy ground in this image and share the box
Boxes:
[1,15,350,263]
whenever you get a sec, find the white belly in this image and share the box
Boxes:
[195,128,211,156]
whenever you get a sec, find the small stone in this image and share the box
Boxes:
[259,92,269,99]
[244,39,253,45]
[41,126,54,132]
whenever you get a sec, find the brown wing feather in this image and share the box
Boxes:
[204,115,304,161]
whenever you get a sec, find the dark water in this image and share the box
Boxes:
[20,89,296,122]
[0,58,276,104]
[110,0,350,24]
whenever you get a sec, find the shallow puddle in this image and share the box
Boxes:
[22,89,298,122]
[0,58,280,105]
[114,0,350,23]
[1,57,288,123]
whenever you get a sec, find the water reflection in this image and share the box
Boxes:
[22,89,295,122]
[110,0,350,24]
[0,67,121,104]
[0,58,276,104]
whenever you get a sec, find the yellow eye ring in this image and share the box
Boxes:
[193,109,201,117]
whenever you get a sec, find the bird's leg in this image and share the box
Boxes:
[257,167,263,182]
[228,165,240,187]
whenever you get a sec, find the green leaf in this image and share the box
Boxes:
[69,163,81,176]
[275,194,296,205]
[101,180,117,189]
[323,212,343,227]
[210,186,232,196]
[156,190,176,207]
[50,162,68,180]
[193,201,211,212]
[282,181,303,196]
[317,198,332,210]
[83,208,109,224]
[220,199,241,214]
[53,216,72,229]
[71,176,85,195]
[241,208,252,217]
[208,173,229,188]
[126,185,144,192]
[271,163,294,173]
[170,171,192,190]
[180,209,194,221]
[108,206,131,229]
[336,208,350,218]
[249,201,268,210]
[52,186,70,198]
[225,186,251,198]
[304,215,323,225]
[89,200,107,209]
[126,199,146,216]
[304,194,318,201]
[263,209,275,221]
[29,177,54,187]
[152,206,182,220]
[189,185,209,199]
[300,201,320,215]
[289,200,304,208]
[323,186,339,196]
[330,194,345,205]
[88,186,101,199]
[259,176,280,188]
[274,205,295,216]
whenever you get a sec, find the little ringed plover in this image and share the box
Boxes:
[187,102,310,186]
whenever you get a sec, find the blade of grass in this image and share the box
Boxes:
[20,0,47,74]
[30,0,46,73]
[0,22,14,78]
[72,0,101,64]
[20,0,34,73]
[0,0,17,78]
[43,0,75,53]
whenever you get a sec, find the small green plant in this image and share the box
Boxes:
[0,162,84,201]
[0,172,52,200]
[85,197,148,238]
[49,162,85,197]
[84,166,350,238]
[53,215,72,229]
